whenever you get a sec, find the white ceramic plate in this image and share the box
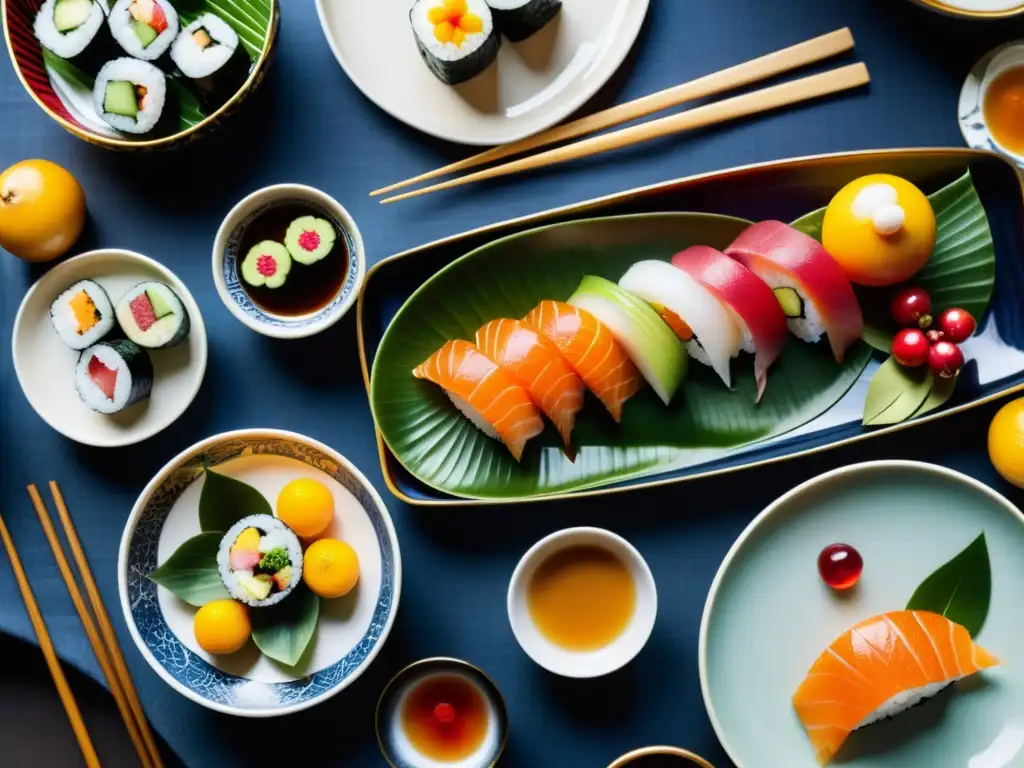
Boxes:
[11,250,207,447]
[314,0,650,146]
[118,430,402,717]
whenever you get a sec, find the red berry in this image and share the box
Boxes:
[433,703,456,724]
[890,286,932,329]
[818,543,863,590]
[892,328,929,367]
[927,341,965,379]
[937,308,977,344]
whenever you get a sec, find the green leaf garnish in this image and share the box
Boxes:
[251,586,320,667]
[862,357,955,426]
[147,532,229,607]
[907,533,991,637]
[199,469,271,533]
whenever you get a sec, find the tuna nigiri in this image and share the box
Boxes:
[671,246,789,402]
[725,221,864,364]
[412,339,545,462]
[793,610,998,765]
[475,318,585,453]
[523,300,641,422]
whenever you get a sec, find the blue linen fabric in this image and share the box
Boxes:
[3,0,1024,765]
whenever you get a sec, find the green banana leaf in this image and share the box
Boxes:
[370,213,873,501]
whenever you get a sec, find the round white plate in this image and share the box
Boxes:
[118,429,402,717]
[314,0,650,146]
[11,250,207,447]
[959,41,1024,172]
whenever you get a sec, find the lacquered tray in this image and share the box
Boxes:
[357,148,1024,506]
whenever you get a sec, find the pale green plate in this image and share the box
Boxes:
[699,461,1024,768]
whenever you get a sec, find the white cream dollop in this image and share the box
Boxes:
[850,183,905,236]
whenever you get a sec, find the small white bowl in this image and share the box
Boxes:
[960,41,1024,169]
[212,184,366,339]
[507,527,657,678]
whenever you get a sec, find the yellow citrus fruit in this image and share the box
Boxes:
[821,174,936,287]
[276,478,334,539]
[0,159,86,262]
[303,538,360,598]
[194,600,251,655]
[988,398,1024,488]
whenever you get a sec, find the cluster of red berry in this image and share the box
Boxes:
[889,286,976,379]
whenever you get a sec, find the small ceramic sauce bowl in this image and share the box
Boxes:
[606,745,716,768]
[507,527,657,678]
[212,184,365,339]
[960,41,1024,169]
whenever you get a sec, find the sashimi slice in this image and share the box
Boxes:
[725,221,863,364]
[87,355,117,400]
[671,246,788,402]
[523,300,641,422]
[475,318,584,454]
[792,610,998,765]
[413,339,544,462]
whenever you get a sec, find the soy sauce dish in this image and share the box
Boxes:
[213,184,365,339]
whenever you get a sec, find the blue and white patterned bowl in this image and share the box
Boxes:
[959,41,1024,172]
[117,429,402,717]
[212,185,366,339]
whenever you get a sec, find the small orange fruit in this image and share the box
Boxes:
[276,478,334,539]
[303,538,359,599]
[194,599,251,655]
[0,159,86,262]
[989,397,1024,488]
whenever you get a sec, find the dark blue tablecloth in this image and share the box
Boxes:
[4,1,1024,765]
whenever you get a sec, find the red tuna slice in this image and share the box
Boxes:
[725,221,864,365]
[129,293,157,332]
[672,245,788,403]
[88,356,118,400]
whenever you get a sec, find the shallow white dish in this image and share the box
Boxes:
[118,429,402,717]
[959,41,1024,171]
[315,0,649,146]
[11,249,207,447]
[507,526,656,678]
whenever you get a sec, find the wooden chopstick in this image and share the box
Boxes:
[380,63,870,204]
[49,482,165,768]
[371,28,855,197]
[0,509,102,768]
[27,485,159,768]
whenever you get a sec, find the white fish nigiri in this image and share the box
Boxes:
[619,260,741,388]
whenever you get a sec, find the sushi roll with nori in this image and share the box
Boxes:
[33,0,118,76]
[170,13,252,108]
[50,280,115,350]
[75,339,152,414]
[108,0,178,61]
[284,216,336,265]
[115,281,190,349]
[486,0,561,42]
[410,0,499,85]
[217,515,303,607]
[93,57,171,134]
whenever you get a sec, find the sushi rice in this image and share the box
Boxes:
[485,0,561,42]
[217,515,303,608]
[410,0,499,85]
[75,339,153,414]
[115,281,190,349]
[108,0,179,61]
[50,279,115,350]
[33,0,107,60]
[170,13,241,78]
[93,57,167,134]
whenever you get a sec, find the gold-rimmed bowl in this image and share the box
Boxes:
[908,0,1024,18]
[607,745,715,768]
[3,0,279,150]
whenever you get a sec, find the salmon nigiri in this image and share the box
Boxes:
[412,339,544,462]
[793,610,999,765]
[523,300,641,422]
[475,318,585,453]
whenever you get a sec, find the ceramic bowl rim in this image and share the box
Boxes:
[211,183,367,339]
[10,248,208,447]
[909,0,1024,18]
[506,526,657,678]
[606,745,716,768]
[116,427,403,718]
[697,459,1024,768]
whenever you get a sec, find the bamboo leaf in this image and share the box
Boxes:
[907,533,991,637]
[198,469,271,533]
[147,532,229,607]
[862,357,933,426]
[251,586,320,667]
[911,372,957,419]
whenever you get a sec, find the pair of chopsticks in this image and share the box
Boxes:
[0,483,163,768]
[372,28,867,204]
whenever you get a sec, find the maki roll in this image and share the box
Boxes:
[486,0,561,42]
[284,216,336,265]
[241,241,291,288]
[93,58,172,134]
[218,515,303,607]
[170,13,252,108]
[410,0,499,86]
[115,281,190,349]
[33,0,118,76]
[50,280,115,350]
[75,339,152,414]
[108,0,178,61]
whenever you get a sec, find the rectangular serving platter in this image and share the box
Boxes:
[357,148,1024,506]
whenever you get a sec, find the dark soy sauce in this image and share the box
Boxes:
[239,203,348,316]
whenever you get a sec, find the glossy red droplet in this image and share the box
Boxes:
[937,308,977,344]
[433,702,456,725]
[818,543,863,590]
[928,341,965,380]
[890,286,932,329]
[892,328,929,367]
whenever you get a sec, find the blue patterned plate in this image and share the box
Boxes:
[117,429,402,717]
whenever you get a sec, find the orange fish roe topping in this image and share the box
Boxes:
[69,291,99,334]
[427,0,483,47]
